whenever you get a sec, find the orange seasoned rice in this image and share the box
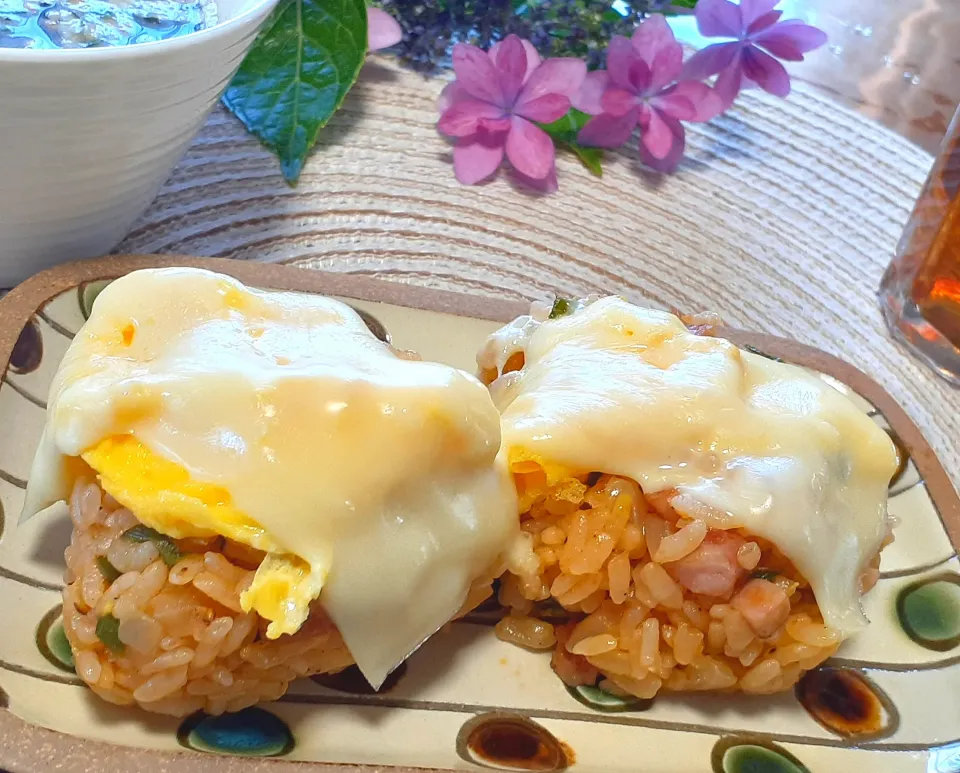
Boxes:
[63,478,498,716]
[493,468,883,699]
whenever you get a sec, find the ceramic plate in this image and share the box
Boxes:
[0,256,958,773]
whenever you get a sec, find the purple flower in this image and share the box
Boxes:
[367,8,402,51]
[437,35,586,191]
[573,15,721,173]
[683,0,827,108]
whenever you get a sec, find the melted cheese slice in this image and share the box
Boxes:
[479,297,898,636]
[23,267,522,686]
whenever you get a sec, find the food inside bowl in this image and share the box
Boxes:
[479,297,898,698]
[0,0,217,49]
[21,267,530,716]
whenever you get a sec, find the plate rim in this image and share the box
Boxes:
[0,253,957,773]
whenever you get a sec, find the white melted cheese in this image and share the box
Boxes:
[24,267,523,686]
[479,297,898,637]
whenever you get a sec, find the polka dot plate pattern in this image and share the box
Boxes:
[0,256,957,773]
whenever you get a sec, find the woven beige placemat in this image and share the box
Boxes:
[116,57,953,490]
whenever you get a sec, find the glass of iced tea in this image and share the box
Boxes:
[880,107,960,385]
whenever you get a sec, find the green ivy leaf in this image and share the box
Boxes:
[537,108,603,177]
[223,0,368,184]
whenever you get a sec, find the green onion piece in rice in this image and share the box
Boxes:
[96,556,122,583]
[550,298,573,319]
[751,569,779,581]
[122,524,182,567]
[96,614,124,654]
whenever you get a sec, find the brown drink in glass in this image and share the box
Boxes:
[880,107,960,385]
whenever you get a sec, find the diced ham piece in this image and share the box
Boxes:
[733,579,791,639]
[665,530,745,599]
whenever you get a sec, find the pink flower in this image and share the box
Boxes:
[573,15,720,173]
[367,7,402,52]
[437,35,586,191]
[683,0,827,108]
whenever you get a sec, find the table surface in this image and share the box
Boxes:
[672,0,958,155]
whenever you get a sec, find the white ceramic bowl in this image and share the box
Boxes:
[0,0,279,288]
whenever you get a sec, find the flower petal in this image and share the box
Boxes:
[631,14,677,63]
[453,137,505,185]
[572,70,609,115]
[754,21,828,60]
[739,0,780,29]
[367,8,402,51]
[681,41,740,80]
[438,99,507,137]
[650,89,696,121]
[714,60,744,109]
[668,80,724,121]
[437,81,468,113]
[490,38,542,82]
[648,42,683,92]
[695,0,743,38]
[452,43,503,106]
[747,10,782,35]
[640,114,685,173]
[513,164,558,193]
[607,35,640,90]
[515,93,571,123]
[519,57,587,103]
[628,57,653,95]
[478,116,513,133]
[742,45,791,97]
[577,111,637,148]
[505,116,556,180]
[601,87,638,117]
[495,35,528,107]
[642,107,679,160]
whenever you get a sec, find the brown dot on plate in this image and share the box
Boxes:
[884,428,910,490]
[349,306,389,344]
[795,666,899,741]
[9,317,42,374]
[457,713,570,772]
[0,684,7,709]
[310,662,407,694]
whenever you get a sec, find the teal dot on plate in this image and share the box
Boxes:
[723,746,808,773]
[896,575,960,651]
[35,607,75,673]
[565,683,653,713]
[711,739,810,773]
[78,280,113,320]
[178,707,294,757]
